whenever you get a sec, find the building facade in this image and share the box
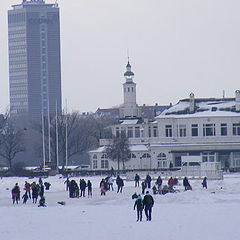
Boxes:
[8,0,62,122]
[89,62,240,172]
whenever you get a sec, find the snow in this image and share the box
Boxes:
[120,119,139,125]
[89,146,106,153]
[156,110,240,119]
[157,99,240,119]
[130,145,148,151]
[0,174,240,240]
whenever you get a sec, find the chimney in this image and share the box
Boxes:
[189,92,195,113]
[235,90,240,112]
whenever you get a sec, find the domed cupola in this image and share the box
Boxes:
[124,61,134,81]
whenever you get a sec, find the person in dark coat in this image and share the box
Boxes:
[69,180,78,198]
[134,194,143,221]
[22,192,29,204]
[12,183,20,204]
[44,182,51,190]
[183,177,190,191]
[64,178,70,191]
[134,174,140,187]
[38,196,46,207]
[116,176,124,193]
[31,182,39,204]
[145,174,152,188]
[79,179,87,197]
[141,181,146,195]
[39,184,44,197]
[87,180,92,197]
[156,176,162,192]
[202,177,207,189]
[143,191,154,221]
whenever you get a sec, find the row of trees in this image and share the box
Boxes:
[0,112,116,169]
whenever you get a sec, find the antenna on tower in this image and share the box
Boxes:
[127,48,130,62]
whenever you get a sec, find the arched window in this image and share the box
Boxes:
[101,154,108,159]
[93,154,97,159]
[157,153,166,161]
[128,153,137,159]
[141,153,151,158]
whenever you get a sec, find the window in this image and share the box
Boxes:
[128,153,136,159]
[93,154,97,159]
[121,128,126,136]
[141,153,151,158]
[221,123,227,136]
[157,153,167,168]
[202,152,215,162]
[101,160,109,169]
[191,124,198,136]
[148,127,151,137]
[127,127,133,138]
[135,127,140,138]
[116,127,120,137]
[203,124,215,136]
[93,160,97,169]
[101,154,108,159]
[153,126,158,137]
[165,125,172,137]
[233,123,240,136]
[177,124,186,137]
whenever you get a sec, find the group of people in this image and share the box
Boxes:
[65,178,92,198]
[135,174,208,195]
[11,177,49,207]
[133,191,154,222]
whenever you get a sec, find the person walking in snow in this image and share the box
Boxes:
[107,176,114,191]
[156,176,162,192]
[64,177,70,191]
[12,183,20,204]
[134,194,143,222]
[31,182,39,204]
[141,181,146,195]
[183,177,190,191]
[202,177,207,189]
[143,191,154,221]
[24,181,31,199]
[100,179,106,196]
[22,192,29,204]
[134,174,140,187]
[87,180,92,197]
[116,176,124,193]
[145,174,152,188]
[80,179,87,197]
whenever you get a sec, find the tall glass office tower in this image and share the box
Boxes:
[8,0,62,122]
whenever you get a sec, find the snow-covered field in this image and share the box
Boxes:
[0,174,240,240]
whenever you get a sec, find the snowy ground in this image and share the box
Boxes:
[0,174,240,240]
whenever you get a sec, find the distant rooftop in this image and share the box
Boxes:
[12,0,57,9]
[157,97,240,118]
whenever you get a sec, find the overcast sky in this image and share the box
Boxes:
[1,0,240,113]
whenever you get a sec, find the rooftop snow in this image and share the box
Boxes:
[120,119,139,125]
[156,98,240,118]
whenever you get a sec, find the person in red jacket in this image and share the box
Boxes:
[168,177,174,190]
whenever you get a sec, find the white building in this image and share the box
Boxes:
[89,62,240,174]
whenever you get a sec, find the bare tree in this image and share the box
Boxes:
[34,112,115,169]
[0,121,25,168]
[106,133,130,171]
